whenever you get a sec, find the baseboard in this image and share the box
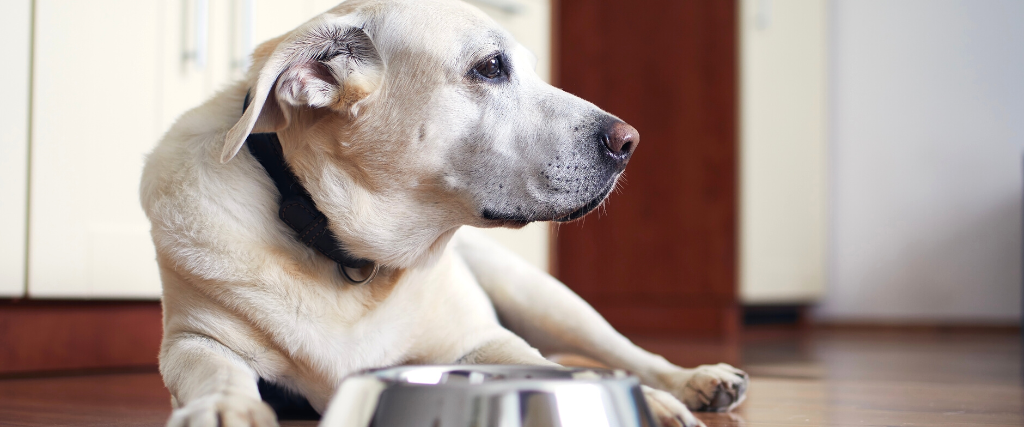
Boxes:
[743,304,809,327]
[811,320,1020,334]
[0,299,162,375]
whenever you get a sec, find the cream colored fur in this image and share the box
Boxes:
[140,1,747,427]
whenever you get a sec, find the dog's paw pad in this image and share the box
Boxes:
[672,363,749,412]
[642,385,705,427]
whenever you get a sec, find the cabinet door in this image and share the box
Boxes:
[159,0,230,133]
[739,0,827,304]
[0,0,31,297]
[555,0,739,339]
[30,0,166,298]
[27,0,328,298]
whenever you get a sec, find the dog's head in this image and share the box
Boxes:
[222,0,638,267]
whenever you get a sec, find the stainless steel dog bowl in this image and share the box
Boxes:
[320,365,656,427]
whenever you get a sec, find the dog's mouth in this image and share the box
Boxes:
[553,180,616,223]
[480,210,533,228]
[480,178,618,226]
[553,196,604,222]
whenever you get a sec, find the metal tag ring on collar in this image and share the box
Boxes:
[339,262,380,285]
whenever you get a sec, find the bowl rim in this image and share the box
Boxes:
[349,364,642,390]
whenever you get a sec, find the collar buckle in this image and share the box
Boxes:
[339,263,380,285]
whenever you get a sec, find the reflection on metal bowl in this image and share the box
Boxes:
[320,365,656,427]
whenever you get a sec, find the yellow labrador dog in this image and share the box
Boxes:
[141,0,747,426]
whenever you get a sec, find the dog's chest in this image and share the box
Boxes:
[267,249,501,383]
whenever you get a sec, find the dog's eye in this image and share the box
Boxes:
[475,56,504,80]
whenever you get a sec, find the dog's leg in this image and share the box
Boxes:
[458,329,704,427]
[454,229,748,413]
[162,332,277,427]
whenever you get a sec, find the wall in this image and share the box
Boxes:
[818,0,1024,323]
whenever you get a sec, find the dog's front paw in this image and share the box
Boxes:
[666,363,749,412]
[642,385,705,427]
[168,393,278,427]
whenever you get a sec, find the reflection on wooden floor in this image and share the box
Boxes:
[701,327,1023,426]
[0,328,1020,426]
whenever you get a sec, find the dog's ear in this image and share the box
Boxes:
[221,18,383,163]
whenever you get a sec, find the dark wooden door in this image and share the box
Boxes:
[554,0,738,341]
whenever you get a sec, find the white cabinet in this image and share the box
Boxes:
[22,0,552,299]
[0,0,32,297]
[158,0,231,133]
[30,0,167,298]
[27,0,289,298]
[739,0,828,304]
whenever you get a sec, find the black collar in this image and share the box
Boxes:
[243,92,378,284]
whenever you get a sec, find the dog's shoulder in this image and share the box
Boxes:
[142,84,255,211]
[141,84,284,281]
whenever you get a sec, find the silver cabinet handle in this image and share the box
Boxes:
[183,0,208,69]
[755,0,772,30]
[195,0,208,68]
[235,0,255,72]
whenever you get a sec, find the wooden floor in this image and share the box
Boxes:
[1,328,1020,426]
